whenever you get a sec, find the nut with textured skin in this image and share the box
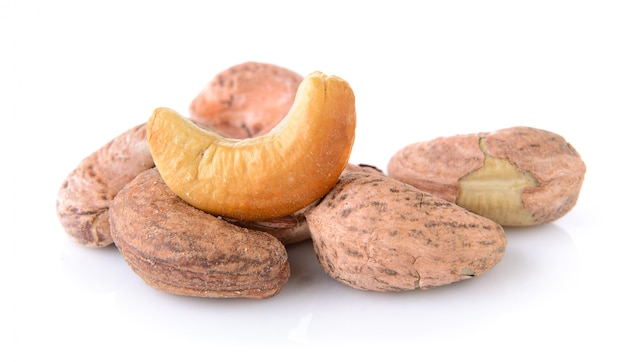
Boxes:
[224,202,316,245]
[306,172,507,291]
[56,63,313,247]
[109,168,290,299]
[388,126,586,226]
[148,71,356,221]
[56,124,155,247]
[189,61,303,139]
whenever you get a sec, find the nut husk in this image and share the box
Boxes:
[306,172,507,291]
[109,168,291,299]
[388,126,586,226]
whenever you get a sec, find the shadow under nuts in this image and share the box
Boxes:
[305,172,507,291]
[109,168,291,299]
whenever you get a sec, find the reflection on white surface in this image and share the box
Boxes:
[288,312,312,344]
[50,222,581,346]
[6,149,611,360]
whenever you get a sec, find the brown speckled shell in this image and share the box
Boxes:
[109,168,290,299]
[227,163,385,245]
[56,124,154,247]
[224,201,316,245]
[484,126,586,224]
[387,133,483,202]
[387,126,586,225]
[306,173,507,291]
[189,61,303,138]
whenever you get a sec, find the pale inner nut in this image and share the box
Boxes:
[458,138,538,226]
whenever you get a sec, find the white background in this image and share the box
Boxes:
[2,1,625,360]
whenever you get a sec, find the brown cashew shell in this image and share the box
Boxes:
[388,126,586,226]
[56,124,154,247]
[227,163,384,245]
[109,168,291,299]
[224,203,315,245]
[189,61,303,138]
[306,172,507,291]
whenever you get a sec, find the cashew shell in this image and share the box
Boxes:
[306,172,507,291]
[109,168,291,299]
[56,124,154,247]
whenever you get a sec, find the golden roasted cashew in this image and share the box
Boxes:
[147,71,356,221]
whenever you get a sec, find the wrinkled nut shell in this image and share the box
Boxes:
[343,163,385,175]
[388,126,586,226]
[189,61,303,138]
[109,168,290,299]
[306,172,507,291]
[224,202,316,245]
[56,124,154,247]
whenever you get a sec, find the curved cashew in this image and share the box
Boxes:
[147,71,356,221]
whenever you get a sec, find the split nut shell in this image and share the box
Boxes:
[388,126,586,226]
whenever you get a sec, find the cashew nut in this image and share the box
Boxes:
[147,71,357,221]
